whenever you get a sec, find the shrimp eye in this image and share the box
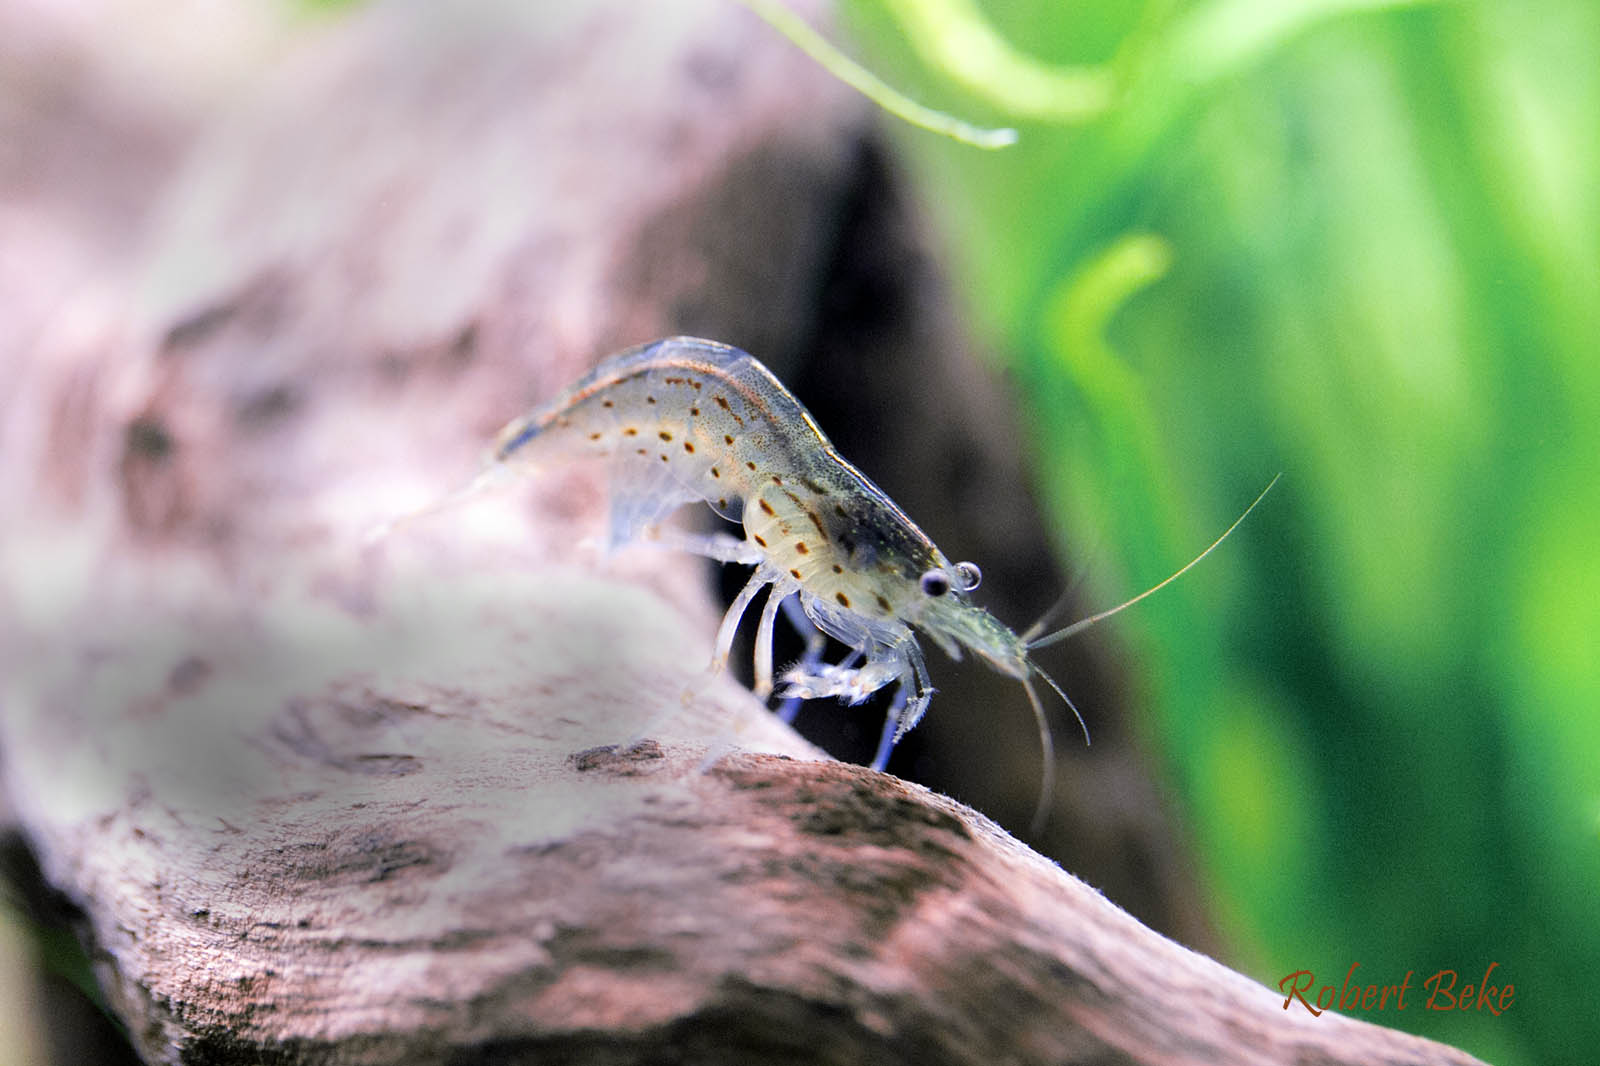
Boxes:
[955,561,982,591]
[920,570,952,597]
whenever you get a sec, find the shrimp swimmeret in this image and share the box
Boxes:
[402,336,1274,829]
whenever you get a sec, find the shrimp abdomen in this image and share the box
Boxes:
[492,338,785,528]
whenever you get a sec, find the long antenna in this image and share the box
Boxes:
[1021,664,1088,836]
[1027,474,1280,652]
[362,463,512,546]
[1021,675,1058,836]
[1019,529,1106,644]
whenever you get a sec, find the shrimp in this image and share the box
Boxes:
[412,336,1274,831]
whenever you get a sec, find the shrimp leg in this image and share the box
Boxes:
[891,636,935,743]
[776,596,827,724]
[643,527,764,565]
[751,581,803,701]
[868,635,933,770]
[711,565,774,674]
[869,684,911,772]
[632,563,774,753]
[653,563,769,732]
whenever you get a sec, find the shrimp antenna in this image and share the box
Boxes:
[1019,530,1106,644]
[1026,474,1280,652]
[1020,675,1057,837]
[1021,664,1088,836]
[362,463,512,546]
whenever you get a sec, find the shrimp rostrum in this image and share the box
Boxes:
[441,336,1273,827]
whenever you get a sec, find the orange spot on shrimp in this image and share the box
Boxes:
[831,564,843,574]
[646,395,656,404]
[746,461,757,471]
[717,497,729,510]
[724,434,735,445]
[602,399,614,408]
[835,592,851,608]
[659,431,673,441]
[789,568,802,580]
[758,499,775,516]
[714,395,731,410]
[684,442,695,454]
[588,432,602,441]
[710,466,721,478]
[875,594,892,614]
[624,427,638,437]
[771,474,783,485]
[794,541,809,554]
[753,534,768,548]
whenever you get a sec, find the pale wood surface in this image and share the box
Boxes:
[0,2,1488,1063]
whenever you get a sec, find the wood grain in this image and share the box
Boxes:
[0,1,1489,1063]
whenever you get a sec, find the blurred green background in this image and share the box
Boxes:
[3,1,1592,1062]
[837,1,1598,1064]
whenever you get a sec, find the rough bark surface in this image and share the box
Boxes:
[0,1,1488,1064]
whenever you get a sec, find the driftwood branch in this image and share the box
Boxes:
[0,1,1487,1063]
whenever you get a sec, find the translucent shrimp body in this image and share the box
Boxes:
[491,336,1027,764]
[470,336,1273,830]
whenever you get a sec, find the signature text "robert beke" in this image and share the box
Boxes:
[1279,963,1514,1017]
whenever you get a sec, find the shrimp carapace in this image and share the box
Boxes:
[453,336,1276,832]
